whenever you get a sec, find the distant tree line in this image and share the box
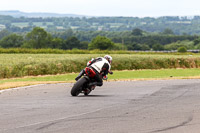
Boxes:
[2,15,200,34]
[0,27,200,51]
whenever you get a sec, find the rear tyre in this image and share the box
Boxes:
[71,77,87,96]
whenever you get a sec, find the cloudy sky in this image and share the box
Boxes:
[0,0,200,17]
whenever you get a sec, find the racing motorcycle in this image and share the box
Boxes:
[71,67,112,96]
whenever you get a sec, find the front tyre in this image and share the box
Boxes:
[71,77,87,96]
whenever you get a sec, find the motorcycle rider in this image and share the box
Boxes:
[75,55,113,87]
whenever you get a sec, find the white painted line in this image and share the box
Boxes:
[0,83,71,94]
[0,84,46,93]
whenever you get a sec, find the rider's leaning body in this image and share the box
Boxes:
[75,55,112,87]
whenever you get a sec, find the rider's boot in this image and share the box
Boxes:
[75,69,85,81]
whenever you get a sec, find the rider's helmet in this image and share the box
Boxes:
[104,55,112,64]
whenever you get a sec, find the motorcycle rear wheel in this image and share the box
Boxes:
[71,77,87,96]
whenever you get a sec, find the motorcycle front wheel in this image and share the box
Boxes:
[71,77,88,96]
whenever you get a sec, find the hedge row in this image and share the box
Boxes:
[0,54,200,79]
[0,48,197,55]
[0,48,138,54]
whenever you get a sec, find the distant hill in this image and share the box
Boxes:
[1,10,200,35]
[0,10,87,18]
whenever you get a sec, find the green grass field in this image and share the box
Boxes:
[11,22,53,28]
[1,69,200,90]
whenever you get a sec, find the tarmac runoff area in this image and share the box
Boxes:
[0,79,200,133]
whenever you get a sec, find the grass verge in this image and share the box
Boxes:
[1,68,200,90]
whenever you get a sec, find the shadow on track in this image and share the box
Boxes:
[77,95,113,97]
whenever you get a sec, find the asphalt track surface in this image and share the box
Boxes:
[1,79,200,133]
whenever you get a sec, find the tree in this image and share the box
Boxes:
[164,40,194,50]
[79,41,89,49]
[178,47,187,53]
[0,29,11,40]
[152,44,164,51]
[0,34,24,48]
[141,44,150,51]
[61,29,74,40]
[25,27,51,49]
[194,37,200,45]
[195,43,200,49]
[88,36,114,50]
[131,28,143,36]
[133,44,150,50]
[51,38,64,49]
[162,28,174,35]
[132,44,142,50]
[112,43,127,50]
[62,36,80,50]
